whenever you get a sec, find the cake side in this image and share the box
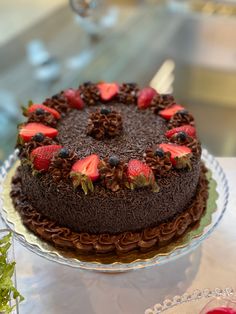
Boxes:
[11,164,208,255]
[18,158,200,234]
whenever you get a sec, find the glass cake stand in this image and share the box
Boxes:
[0,149,229,272]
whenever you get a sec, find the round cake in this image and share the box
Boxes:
[11,82,209,255]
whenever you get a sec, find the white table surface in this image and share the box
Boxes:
[5,158,236,314]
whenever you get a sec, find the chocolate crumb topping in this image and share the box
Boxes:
[18,137,56,160]
[44,93,69,114]
[49,150,77,182]
[151,94,175,114]
[87,108,123,140]
[118,83,139,105]
[144,147,172,177]
[168,111,195,128]
[170,135,202,156]
[79,82,100,106]
[27,111,57,127]
[98,158,128,191]
[187,138,202,156]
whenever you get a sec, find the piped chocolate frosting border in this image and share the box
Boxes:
[10,164,208,255]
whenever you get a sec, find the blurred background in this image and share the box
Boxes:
[0,0,236,162]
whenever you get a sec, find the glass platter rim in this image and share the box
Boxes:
[145,287,235,314]
[0,148,229,272]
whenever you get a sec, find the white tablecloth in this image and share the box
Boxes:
[8,158,236,313]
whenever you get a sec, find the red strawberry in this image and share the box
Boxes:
[137,87,158,109]
[70,154,100,194]
[30,145,62,171]
[19,123,58,142]
[127,159,158,191]
[97,82,119,101]
[165,125,196,138]
[27,104,61,119]
[64,89,84,109]
[159,143,192,169]
[159,104,184,120]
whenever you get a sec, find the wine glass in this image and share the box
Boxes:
[69,0,119,38]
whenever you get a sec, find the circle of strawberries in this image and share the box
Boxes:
[18,82,197,194]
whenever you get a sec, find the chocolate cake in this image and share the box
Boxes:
[11,82,209,255]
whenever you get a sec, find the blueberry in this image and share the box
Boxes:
[108,155,120,167]
[127,82,136,87]
[177,131,187,141]
[84,81,92,86]
[35,108,45,115]
[178,109,188,116]
[33,132,45,142]
[100,108,111,115]
[52,93,60,100]
[154,148,164,158]
[58,148,70,158]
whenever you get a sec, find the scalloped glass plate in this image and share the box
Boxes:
[0,149,229,272]
[145,287,236,314]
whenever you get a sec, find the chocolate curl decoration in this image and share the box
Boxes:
[49,150,77,182]
[170,135,202,156]
[78,82,100,106]
[150,94,175,114]
[168,110,195,129]
[87,109,123,140]
[43,93,69,114]
[27,110,57,127]
[18,137,56,160]
[118,83,139,105]
[143,148,172,177]
[98,158,128,192]
[187,137,202,156]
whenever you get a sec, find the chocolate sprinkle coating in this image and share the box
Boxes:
[57,104,168,160]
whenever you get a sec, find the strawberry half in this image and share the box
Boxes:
[159,104,184,120]
[19,123,58,142]
[30,145,62,171]
[64,88,84,110]
[165,125,196,138]
[70,154,100,194]
[159,143,192,169]
[127,159,159,191]
[27,104,61,119]
[137,87,158,109]
[97,82,119,101]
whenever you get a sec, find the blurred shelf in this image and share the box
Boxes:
[0,2,236,156]
[191,0,236,16]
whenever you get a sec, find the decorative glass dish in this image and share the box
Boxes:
[145,287,235,314]
[0,149,229,272]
